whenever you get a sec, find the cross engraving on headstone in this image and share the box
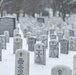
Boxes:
[36,50,42,63]
[58,70,62,75]
[20,52,23,57]
[18,58,24,64]
[17,58,24,75]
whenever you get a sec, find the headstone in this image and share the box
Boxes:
[37,17,45,23]
[26,32,32,44]
[41,35,48,48]
[13,37,22,54]
[15,33,21,37]
[0,42,2,61]
[64,30,69,39]
[51,65,72,75]
[0,17,16,37]
[42,29,48,36]
[69,37,76,51]
[4,31,10,43]
[60,38,69,54]
[69,29,75,37]
[15,49,29,75]
[23,28,28,38]
[34,41,46,65]
[49,28,55,35]
[0,35,6,49]
[49,40,59,58]
[28,36,36,51]
[13,29,19,37]
[36,30,41,41]
[26,32,32,38]
[50,34,57,40]
[57,31,64,42]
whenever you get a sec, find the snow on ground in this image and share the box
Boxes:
[0,15,76,75]
[0,36,76,75]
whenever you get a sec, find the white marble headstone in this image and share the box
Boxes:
[69,37,76,51]
[13,37,22,54]
[13,29,19,37]
[0,35,6,49]
[28,36,36,51]
[36,30,41,41]
[50,34,57,40]
[49,28,55,36]
[64,30,69,39]
[42,29,48,36]
[69,29,75,37]
[15,49,29,75]
[4,31,10,43]
[41,35,48,48]
[49,40,59,58]
[34,41,46,65]
[51,65,72,75]
[26,32,32,44]
[57,31,64,42]
[60,38,69,54]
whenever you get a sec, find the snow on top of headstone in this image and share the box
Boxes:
[73,54,76,58]
[61,37,68,40]
[16,49,29,54]
[0,35,5,37]
[35,41,44,45]
[3,16,16,19]
[14,36,21,39]
[52,65,71,70]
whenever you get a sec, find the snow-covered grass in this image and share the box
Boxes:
[0,37,76,75]
[0,15,76,75]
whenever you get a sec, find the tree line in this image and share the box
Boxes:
[0,0,76,21]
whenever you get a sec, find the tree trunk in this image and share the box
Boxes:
[32,14,35,17]
[23,10,25,17]
[53,9,56,16]
[1,6,3,17]
[59,11,61,17]
[16,11,19,22]
[1,10,3,17]
[62,13,66,21]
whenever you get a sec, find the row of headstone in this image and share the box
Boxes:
[15,49,74,75]
[49,36,76,56]
[0,30,10,61]
[17,16,76,75]
[26,31,76,60]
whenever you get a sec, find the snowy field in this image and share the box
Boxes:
[0,15,76,75]
[0,36,76,75]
